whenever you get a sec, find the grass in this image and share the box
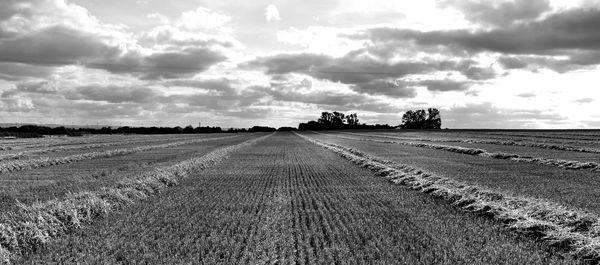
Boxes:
[19,132,576,264]
[296,132,600,261]
[0,134,271,262]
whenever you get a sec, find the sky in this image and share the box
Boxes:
[0,0,599,128]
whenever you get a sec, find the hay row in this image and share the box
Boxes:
[296,132,600,262]
[0,140,139,162]
[0,133,272,263]
[343,132,600,154]
[0,135,240,175]
[328,133,600,171]
[0,136,187,162]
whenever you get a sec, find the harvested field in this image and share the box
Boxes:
[19,132,575,264]
[356,130,600,149]
[0,130,597,263]
[332,132,600,168]
[304,132,600,215]
[0,134,231,161]
[0,134,256,211]
[343,131,600,154]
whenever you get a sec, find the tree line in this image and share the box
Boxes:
[0,109,441,138]
[298,111,392,131]
[399,108,441,129]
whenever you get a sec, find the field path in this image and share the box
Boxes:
[21,132,575,264]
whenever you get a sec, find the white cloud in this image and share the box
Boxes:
[0,0,598,128]
[178,7,231,31]
[147,13,170,25]
[265,4,281,22]
[277,26,363,56]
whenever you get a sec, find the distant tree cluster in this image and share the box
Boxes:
[276,127,297,132]
[248,126,277,132]
[0,125,226,138]
[399,108,441,129]
[0,125,83,138]
[0,124,306,138]
[299,111,392,131]
[101,126,224,134]
[317,111,360,127]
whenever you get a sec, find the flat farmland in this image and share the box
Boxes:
[306,131,600,213]
[20,133,574,264]
[0,133,257,211]
[369,130,600,149]
[1,131,598,263]
[338,132,600,164]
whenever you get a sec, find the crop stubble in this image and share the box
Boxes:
[0,134,257,211]
[20,132,575,264]
[305,132,600,214]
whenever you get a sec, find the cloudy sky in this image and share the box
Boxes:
[0,0,599,128]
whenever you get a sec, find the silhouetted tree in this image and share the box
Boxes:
[345,113,359,125]
[249,126,276,132]
[426,108,441,129]
[299,111,391,130]
[332,111,345,127]
[400,108,441,129]
[277,127,297,131]
[318,112,333,125]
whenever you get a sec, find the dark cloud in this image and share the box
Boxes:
[497,56,528,69]
[55,101,146,120]
[343,8,600,76]
[164,78,236,93]
[139,26,237,48]
[356,7,600,70]
[0,26,119,66]
[1,90,17,99]
[349,79,417,97]
[65,85,163,104]
[443,102,567,128]
[250,77,402,113]
[221,107,275,119]
[516,93,536,98]
[0,0,34,22]
[245,52,465,97]
[16,81,58,94]
[439,0,551,27]
[419,79,471,92]
[246,51,497,97]
[0,63,56,81]
[88,47,227,80]
[0,25,227,80]
[244,53,332,74]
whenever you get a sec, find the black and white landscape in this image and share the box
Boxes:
[0,0,599,264]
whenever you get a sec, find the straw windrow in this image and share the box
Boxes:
[0,135,241,174]
[343,131,600,154]
[296,132,600,261]
[0,133,272,263]
[322,132,600,171]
